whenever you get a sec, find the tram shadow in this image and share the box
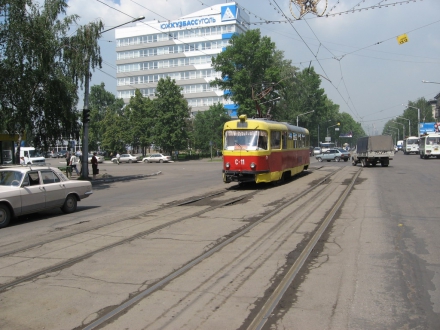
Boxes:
[227,171,311,191]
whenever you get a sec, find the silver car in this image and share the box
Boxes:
[142,153,172,163]
[87,154,104,163]
[111,154,139,163]
[0,166,93,228]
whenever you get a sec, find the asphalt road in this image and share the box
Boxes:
[1,153,439,329]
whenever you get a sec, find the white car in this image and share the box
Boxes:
[142,153,172,163]
[0,166,93,228]
[87,154,104,163]
[111,154,139,163]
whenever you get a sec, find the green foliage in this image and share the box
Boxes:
[193,103,231,152]
[89,83,124,151]
[211,29,281,117]
[125,89,153,154]
[152,77,191,155]
[383,97,433,139]
[0,0,102,150]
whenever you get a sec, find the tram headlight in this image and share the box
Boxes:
[225,162,230,169]
[250,162,256,170]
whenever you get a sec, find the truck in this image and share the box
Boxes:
[351,135,394,167]
[19,147,46,165]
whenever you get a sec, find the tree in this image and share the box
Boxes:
[0,0,102,155]
[100,102,128,154]
[211,29,281,117]
[89,83,123,151]
[152,77,191,155]
[126,89,153,155]
[193,103,230,152]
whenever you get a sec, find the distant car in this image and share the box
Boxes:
[313,147,322,156]
[87,154,104,163]
[142,153,172,163]
[57,150,67,158]
[0,166,93,228]
[111,154,139,163]
[316,148,349,162]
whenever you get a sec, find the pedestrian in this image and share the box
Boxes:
[69,154,80,175]
[65,152,71,177]
[91,152,99,180]
[116,152,120,165]
[20,156,25,165]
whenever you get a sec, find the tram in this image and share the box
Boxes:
[222,115,310,184]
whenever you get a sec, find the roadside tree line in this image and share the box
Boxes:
[1,1,366,156]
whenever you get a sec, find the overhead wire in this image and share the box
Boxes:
[270,0,363,122]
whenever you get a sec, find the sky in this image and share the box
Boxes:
[65,0,440,134]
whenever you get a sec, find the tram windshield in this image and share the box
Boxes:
[224,130,268,150]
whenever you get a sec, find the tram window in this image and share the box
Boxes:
[282,132,287,149]
[271,131,281,149]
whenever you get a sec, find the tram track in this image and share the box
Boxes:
[0,190,227,260]
[0,190,251,292]
[79,167,353,329]
[0,166,358,330]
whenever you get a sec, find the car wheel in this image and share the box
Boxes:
[128,160,132,163]
[0,204,11,228]
[61,194,77,214]
[159,159,163,163]
[113,159,117,164]
[317,157,322,162]
[335,157,340,162]
[143,159,149,163]
[344,159,348,162]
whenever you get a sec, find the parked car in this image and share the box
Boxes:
[87,154,104,163]
[316,148,349,162]
[57,150,68,158]
[0,166,93,228]
[142,153,172,163]
[335,148,350,161]
[313,147,322,156]
[111,154,139,163]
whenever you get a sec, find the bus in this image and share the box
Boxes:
[403,136,419,155]
[319,142,335,153]
[419,133,440,159]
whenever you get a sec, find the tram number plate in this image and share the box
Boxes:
[235,159,245,165]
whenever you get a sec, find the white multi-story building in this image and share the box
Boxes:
[115,3,249,117]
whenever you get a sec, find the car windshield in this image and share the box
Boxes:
[0,170,24,186]
[337,148,346,152]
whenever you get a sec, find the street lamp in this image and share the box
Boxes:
[327,123,340,137]
[387,127,398,144]
[422,80,440,84]
[396,116,411,137]
[389,126,399,140]
[296,110,314,126]
[402,104,420,138]
[81,16,145,178]
[392,121,404,140]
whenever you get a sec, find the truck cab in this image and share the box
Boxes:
[20,147,46,165]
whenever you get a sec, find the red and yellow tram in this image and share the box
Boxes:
[222,115,310,184]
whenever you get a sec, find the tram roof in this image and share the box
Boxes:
[224,117,309,135]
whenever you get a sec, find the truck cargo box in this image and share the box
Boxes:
[356,135,394,153]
